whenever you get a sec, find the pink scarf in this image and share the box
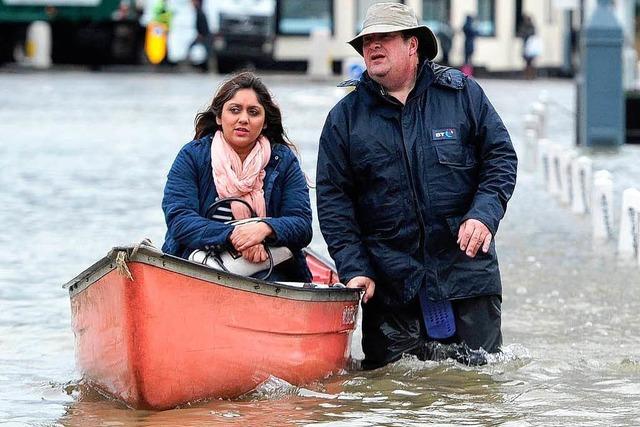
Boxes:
[211,130,271,219]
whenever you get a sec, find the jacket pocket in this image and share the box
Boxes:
[434,142,478,167]
[445,214,463,237]
[434,143,465,166]
[444,214,495,259]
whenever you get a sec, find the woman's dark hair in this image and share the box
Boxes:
[194,72,296,151]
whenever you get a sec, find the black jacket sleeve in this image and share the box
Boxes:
[316,107,376,284]
[462,79,518,236]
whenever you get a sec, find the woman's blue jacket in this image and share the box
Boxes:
[162,134,313,282]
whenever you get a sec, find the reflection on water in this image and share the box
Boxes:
[1,73,639,425]
[54,344,639,426]
[58,347,533,427]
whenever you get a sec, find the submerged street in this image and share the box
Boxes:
[1,71,639,425]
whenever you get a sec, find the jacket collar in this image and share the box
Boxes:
[357,60,435,107]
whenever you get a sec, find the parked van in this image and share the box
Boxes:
[141,0,274,72]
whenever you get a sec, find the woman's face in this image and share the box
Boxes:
[216,88,266,156]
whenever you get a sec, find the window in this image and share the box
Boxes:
[356,0,402,32]
[422,0,451,33]
[476,0,496,37]
[277,0,333,35]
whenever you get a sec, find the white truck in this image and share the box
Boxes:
[142,0,275,72]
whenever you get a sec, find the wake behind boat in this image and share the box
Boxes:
[64,243,360,410]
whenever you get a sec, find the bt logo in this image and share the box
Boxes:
[434,128,456,139]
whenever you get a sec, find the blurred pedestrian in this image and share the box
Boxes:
[518,15,540,79]
[152,0,172,28]
[462,15,477,76]
[435,22,453,66]
[317,3,517,369]
[188,0,211,72]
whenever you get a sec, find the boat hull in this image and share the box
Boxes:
[67,246,359,410]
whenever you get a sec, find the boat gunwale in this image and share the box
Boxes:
[63,245,361,303]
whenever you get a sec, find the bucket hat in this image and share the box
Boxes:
[348,2,438,61]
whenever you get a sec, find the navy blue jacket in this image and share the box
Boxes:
[317,62,517,306]
[162,134,313,282]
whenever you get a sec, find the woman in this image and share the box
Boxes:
[162,72,312,282]
[462,15,477,76]
[518,15,539,80]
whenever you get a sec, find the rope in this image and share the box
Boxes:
[601,194,613,239]
[115,250,133,281]
[115,238,154,281]
[637,211,640,259]
[566,163,573,204]
[554,157,562,192]
[131,237,154,258]
[542,155,550,187]
[580,169,589,213]
[629,207,638,258]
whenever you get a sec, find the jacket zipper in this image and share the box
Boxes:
[380,86,427,261]
[264,154,281,209]
[397,106,426,256]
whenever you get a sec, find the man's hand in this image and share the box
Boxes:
[230,221,273,252]
[457,219,492,258]
[346,276,375,303]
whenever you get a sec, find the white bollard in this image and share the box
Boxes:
[559,149,578,205]
[524,113,539,138]
[523,129,538,172]
[308,27,332,79]
[537,138,551,188]
[617,188,640,261]
[571,156,593,214]
[26,21,52,69]
[592,171,614,241]
[547,143,563,196]
[538,90,549,107]
[531,102,546,139]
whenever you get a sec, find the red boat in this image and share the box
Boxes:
[64,243,359,410]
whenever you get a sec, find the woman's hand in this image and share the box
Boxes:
[230,221,274,252]
[241,244,268,263]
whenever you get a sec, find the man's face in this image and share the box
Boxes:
[362,31,417,85]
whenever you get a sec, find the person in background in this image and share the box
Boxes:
[162,72,312,282]
[518,15,539,79]
[435,22,453,66]
[152,0,172,28]
[316,3,517,369]
[188,0,212,71]
[462,15,477,76]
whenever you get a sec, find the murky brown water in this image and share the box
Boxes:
[1,71,639,426]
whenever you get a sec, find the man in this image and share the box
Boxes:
[188,0,211,71]
[316,3,517,369]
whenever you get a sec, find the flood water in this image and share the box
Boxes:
[1,71,639,426]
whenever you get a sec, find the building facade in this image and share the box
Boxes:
[272,0,638,75]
